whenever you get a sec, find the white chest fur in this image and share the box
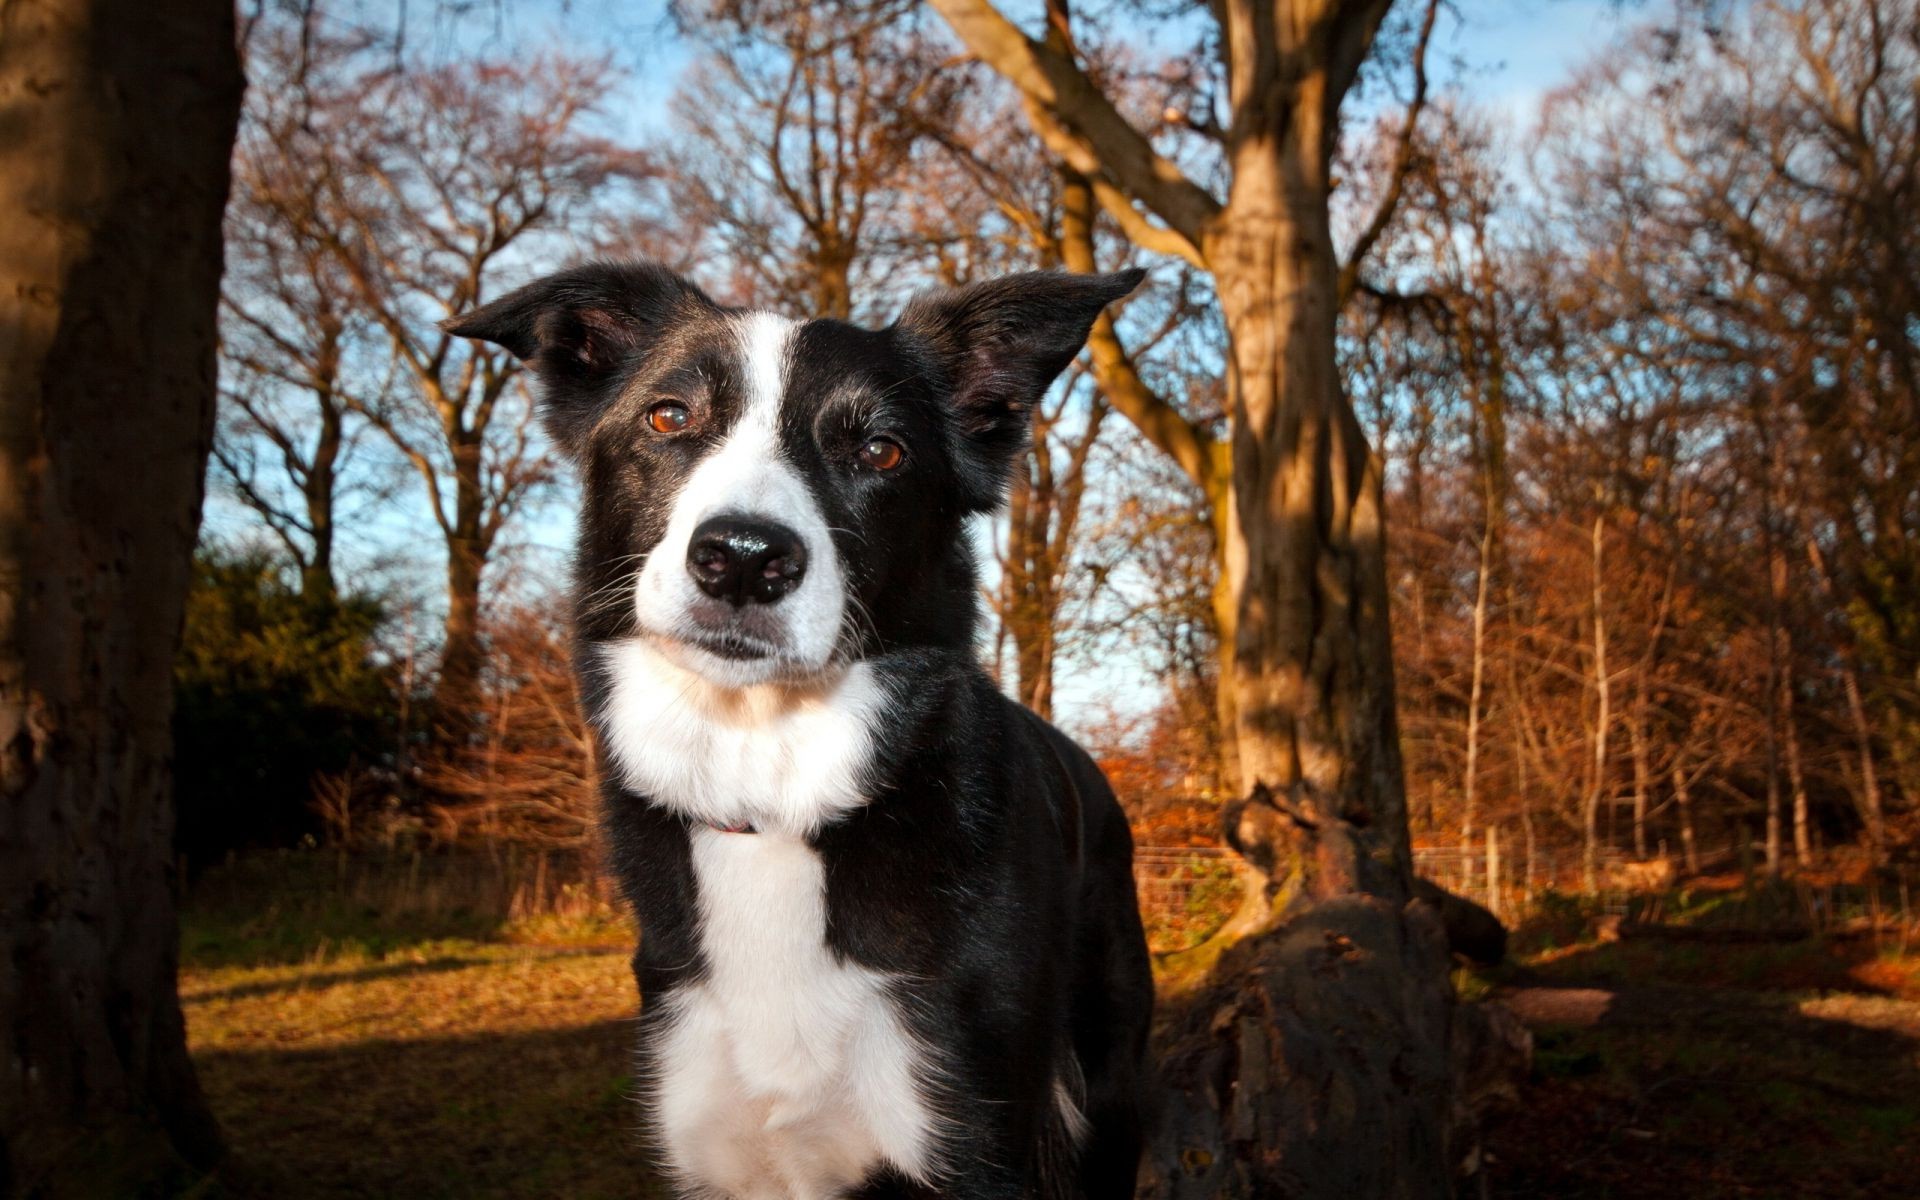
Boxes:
[653,830,940,1198]
[597,638,939,1197]
[598,637,888,837]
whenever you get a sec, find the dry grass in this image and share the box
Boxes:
[186,942,666,1198]
[182,852,664,1198]
[185,851,1920,1197]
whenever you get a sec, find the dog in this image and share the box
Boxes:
[448,262,1154,1199]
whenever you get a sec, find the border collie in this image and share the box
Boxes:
[448,263,1154,1199]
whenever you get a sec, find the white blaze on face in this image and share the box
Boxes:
[631,311,846,686]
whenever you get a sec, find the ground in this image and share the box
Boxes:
[181,853,661,1198]
[1474,884,1920,1200]
[181,852,1920,1197]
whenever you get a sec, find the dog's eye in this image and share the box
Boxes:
[858,437,905,471]
[647,401,691,434]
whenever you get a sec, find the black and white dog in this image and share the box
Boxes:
[448,263,1153,1199]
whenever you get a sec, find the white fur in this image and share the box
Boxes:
[632,312,845,687]
[597,637,886,837]
[651,829,942,1198]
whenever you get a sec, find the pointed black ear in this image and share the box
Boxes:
[443,261,716,454]
[896,268,1145,510]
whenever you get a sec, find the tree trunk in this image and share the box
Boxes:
[440,434,487,707]
[1583,516,1610,893]
[1630,701,1649,861]
[1839,659,1886,863]
[1783,656,1812,866]
[1764,542,1785,877]
[0,0,242,1190]
[1208,194,1411,904]
[1673,766,1701,875]
[300,383,344,605]
[442,532,485,708]
[1142,897,1530,1200]
[1461,518,1492,889]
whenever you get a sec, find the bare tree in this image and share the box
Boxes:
[217,24,389,604]
[301,53,648,704]
[666,4,955,318]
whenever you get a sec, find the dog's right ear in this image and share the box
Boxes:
[443,262,716,454]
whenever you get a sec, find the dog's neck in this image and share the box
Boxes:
[591,637,955,838]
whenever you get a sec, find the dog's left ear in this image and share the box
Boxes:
[443,261,717,455]
[897,268,1145,510]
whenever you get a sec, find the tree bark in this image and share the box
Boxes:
[439,425,491,708]
[442,515,486,709]
[0,0,242,1190]
[1211,207,1411,901]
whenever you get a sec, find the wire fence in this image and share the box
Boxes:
[1132,845,1240,953]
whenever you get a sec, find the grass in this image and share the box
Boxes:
[182,851,663,1199]
[182,850,1920,1198]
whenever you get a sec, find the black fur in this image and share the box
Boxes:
[450,262,1153,1198]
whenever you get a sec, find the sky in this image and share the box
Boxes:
[209,0,1666,734]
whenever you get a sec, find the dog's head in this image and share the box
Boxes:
[447,262,1142,687]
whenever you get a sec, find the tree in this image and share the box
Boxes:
[420,599,596,852]
[216,24,390,606]
[0,0,242,1188]
[665,4,954,318]
[930,0,1444,900]
[295,50,647,705]
[173,548,396,865]
[924,0,1519,1193]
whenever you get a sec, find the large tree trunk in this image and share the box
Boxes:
[0,0,242,1191]
[1143,896,1529,1200]
[1206,154,1411,907]
[1146,33,1516,1195]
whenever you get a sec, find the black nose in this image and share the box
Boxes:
[686,515,808,606]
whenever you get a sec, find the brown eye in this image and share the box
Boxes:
[859,437,904,471]
[647,401,690,434]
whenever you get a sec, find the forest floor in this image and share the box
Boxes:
[180,852,1920,1198]
[181,853,660,1199]
[1472,882,1920,1199]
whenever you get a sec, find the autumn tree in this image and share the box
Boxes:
[0,0,242,1188]
[1533,0,1916,868]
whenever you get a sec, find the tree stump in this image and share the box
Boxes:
[1141,896,1530,1198]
